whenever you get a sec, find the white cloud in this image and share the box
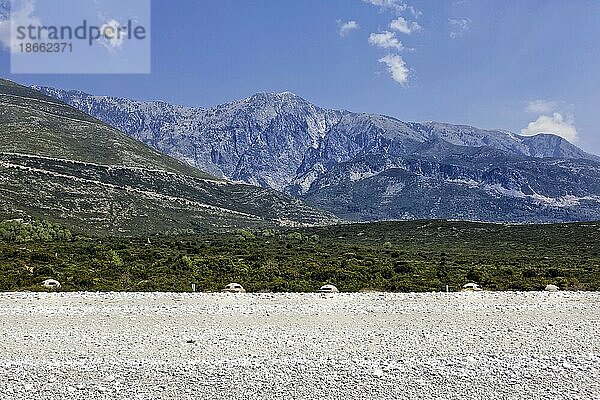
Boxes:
[526,99,559,114]
[390,17,421,34]
[363,0,419,87]
[337,20,359,37]
[0,0,42,53]
[363,0,421,18]
[378,54,409,85]
[448,17,471,39]
[369,31,404,50]
[521,112,578,142]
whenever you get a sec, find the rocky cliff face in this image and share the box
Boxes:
[35,86,600,223]
[0,79,335,236]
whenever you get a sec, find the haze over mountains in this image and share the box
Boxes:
[0,79,333,235]
[35,86,600,223]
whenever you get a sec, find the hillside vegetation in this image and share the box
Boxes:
[0,79,334,234]
[1,219,598,292]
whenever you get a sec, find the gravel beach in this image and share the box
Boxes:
[0,292,599,399]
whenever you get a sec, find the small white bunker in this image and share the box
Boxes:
[318,284,339,293]
[41,279,61,290]
[222,283,246,293]
[462,282,482,292]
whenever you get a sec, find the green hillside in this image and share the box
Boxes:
[0,79,212,177]
[0,79,334,235]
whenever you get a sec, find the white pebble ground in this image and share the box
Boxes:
[0,292,599,399]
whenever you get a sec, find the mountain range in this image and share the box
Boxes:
[34,86,600,223]
[0,79,333,235]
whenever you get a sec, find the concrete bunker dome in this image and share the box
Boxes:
[462,282,482,292]
[41,279,61,290]
[319,284,339,293]
[223,283,246,293]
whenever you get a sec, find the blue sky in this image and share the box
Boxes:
[1,0,600,154]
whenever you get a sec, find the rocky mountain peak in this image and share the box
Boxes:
[33,84,600,223]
